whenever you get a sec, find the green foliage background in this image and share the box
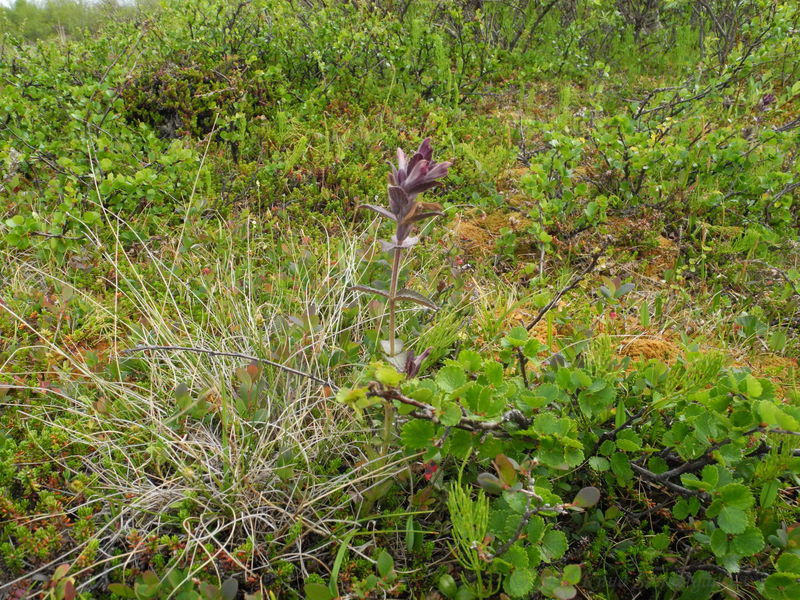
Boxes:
[0,1,798,599]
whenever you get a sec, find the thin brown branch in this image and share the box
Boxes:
[120,345,335,388]
[371,385,532,440]
[630,463,710,500]
[742,258,800,296]
[516,347,529,387]
[589,406,649,455]
[489,489,570,560]
[525,242,607,332]
[29,230,82,241]
[491,494,533,558]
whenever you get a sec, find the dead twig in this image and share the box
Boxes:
[525,243,607,332]
[369,384,531,440]
[120,344,335,388]
[514,243,607,386]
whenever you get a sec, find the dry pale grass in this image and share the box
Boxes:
[619,337,680,362]
[451,211,533,258]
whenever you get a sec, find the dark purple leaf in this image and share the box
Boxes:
[395,289,438,310]
[350,285,391,299]
[405,347,431,377]
[405,210,444,224]
[388,185,411,218]
[359,204,397,221]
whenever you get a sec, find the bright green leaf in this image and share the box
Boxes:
[732,526,764,556]
[400,420,435,450]
[763,573,800,600]
[717,506,748,534]
[304,582,333,600]
[588,456,610,471]
[440,401,462,426]
[541,530,568,562]
[376,550,394,578]
[563,564,581,585]
[374,363,405,387]
[504,568,534,598]
[719,484,754,510]
[777,553,800,575]
[435,365,467,393]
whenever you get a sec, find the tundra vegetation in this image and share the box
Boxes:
[0,1,799,599]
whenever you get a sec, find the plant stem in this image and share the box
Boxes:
[382,246,403,459]
[388,246,403,355]
[381,401,394,459]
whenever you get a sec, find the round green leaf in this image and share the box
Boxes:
[717,506,748,534]
[763,573,800,600]
[777,553,800,575]
[563,564,582,585]
[732,526,764,556]
[134,582,160,600]
[457,350,482,372]
[553,584,577,599]
[504,568,534,598]
[710,528,728,556]
[477,472,503,495]
[440,401,462,426]
[525,515,545,543]
[719,483,754,510]
[572,486,601,508]
[588,456,610,472]
[400,420,435,450]
[374,364,405,387]
[502,544,529,569]
[504,326,529,348]
[435,365,467,393]
[304,582,333,600]
[438,574,458,598]
[541,530,568,562]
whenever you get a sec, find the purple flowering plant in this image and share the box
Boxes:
[354,138,451,375]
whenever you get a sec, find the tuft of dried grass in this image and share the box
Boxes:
[451,211,532,257]
[619,337,680,362]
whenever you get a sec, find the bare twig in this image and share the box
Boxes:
[525,243,607,332]
[762,181,800,224]
[774,117,800,133]
[672,563,769,580]
[516,347,529,387]
[589,406,649,455]
[514,244,607,386]
[120,345,335,388]
[629,463,710,500]
[628,425,798,499]
[29,230,83,241]
[489,486,571,560]
[743,258,800,296]
[370,384,532,439]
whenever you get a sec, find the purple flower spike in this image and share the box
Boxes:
[360,138,451,247]
[389,138,451,202]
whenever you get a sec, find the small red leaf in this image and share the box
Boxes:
[64,580,77,600]
[423,461,439,481]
